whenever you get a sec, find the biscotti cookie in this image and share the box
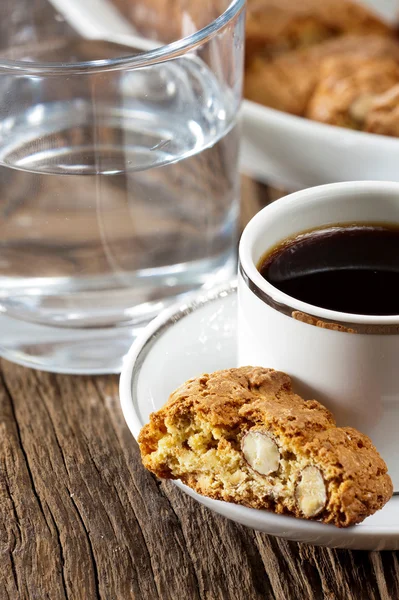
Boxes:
[306,55,399,129]
[138,367,393,527]
[245,0,391,62]
[244,34,399,115]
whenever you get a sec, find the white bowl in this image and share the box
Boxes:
[239,0,399,189]
[240,100,399,189]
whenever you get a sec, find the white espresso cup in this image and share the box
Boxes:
[238,181,399,491]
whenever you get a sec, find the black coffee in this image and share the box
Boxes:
[258,225,399,315]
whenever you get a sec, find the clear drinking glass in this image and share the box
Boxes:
[0,0,245,373]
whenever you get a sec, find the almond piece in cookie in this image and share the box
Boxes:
[138,367,393,527]
[242,430,280,476]
[295,466,327,518]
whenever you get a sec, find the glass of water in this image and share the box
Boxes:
[0,0,245,373]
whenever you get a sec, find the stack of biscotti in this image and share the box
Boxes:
[139,367,392,527]
[244,0,399,136]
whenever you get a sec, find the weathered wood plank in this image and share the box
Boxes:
[0,364,204,600]
[0,369,68,600]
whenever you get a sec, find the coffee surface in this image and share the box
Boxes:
[258,225,399,315]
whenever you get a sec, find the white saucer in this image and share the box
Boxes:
[120,282,399,550]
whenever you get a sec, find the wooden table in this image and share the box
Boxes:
[1,178,398,600]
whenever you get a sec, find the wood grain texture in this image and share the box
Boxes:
[1,180,399,600]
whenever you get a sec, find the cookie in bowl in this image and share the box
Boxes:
[245,0,392,60]
[306,55,399,129]
[244,0,399,138]
[244,33,399,117]
[138,366,392,527]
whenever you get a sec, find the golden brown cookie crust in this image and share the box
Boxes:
[139,367,393,527]
[245,0,391,62]
[244,34,399,116]
[306,55,399,129]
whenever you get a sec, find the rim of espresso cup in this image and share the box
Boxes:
[239,181,399,333]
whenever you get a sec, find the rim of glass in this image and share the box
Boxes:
[0,0,245,74]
